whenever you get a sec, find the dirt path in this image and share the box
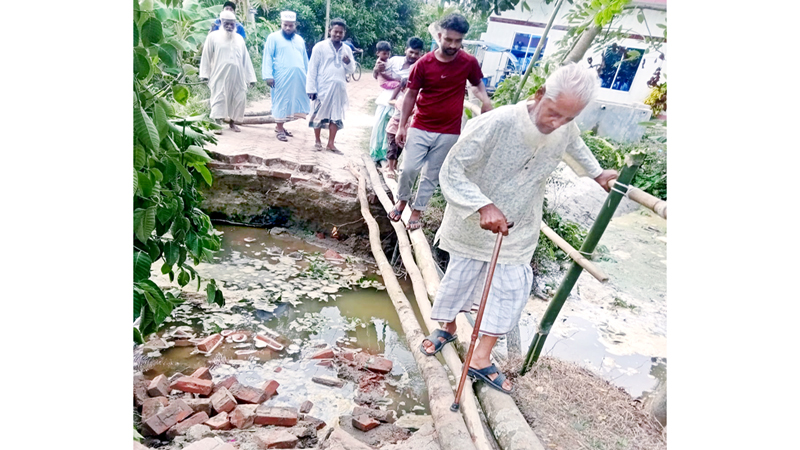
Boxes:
[207,76,380,186]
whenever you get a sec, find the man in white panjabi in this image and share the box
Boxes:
[199,10,257,134]
[420,64,619,395]
[306,18,355,153]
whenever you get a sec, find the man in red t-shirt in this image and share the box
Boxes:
[387,13,493,230]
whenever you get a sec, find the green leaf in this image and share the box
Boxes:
[182,63,198,76]
[177,269,190,287]
[184,145,212,162]
[139,0,154,12]
[206,281,217,304]
[161,263,172,274]
[137,171,153,197]
[134,21,140,46]
[150,168,163,183]
[157,43,178,68]
[134,51,150,80]
[154,104,168,142]
[133,251,152,282]
[134,144,146,170]
[134,327,144,345]
[186,232,200,256]
[133,166,139,196]
[144,291,170,325]
[172,85,190,105]
[134,206,156,243]
[157,97,175,117]
[164,241,179,266]
[171,156,193,183]
[147,238,161,260]
[194,164,213,186]
[134,106,160,150]
[134,288,144,320]
[154,7,170,21]
[214,289,224,307]
[156,201,174,224]
[142,17,164,46]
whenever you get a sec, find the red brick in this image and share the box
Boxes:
[134,379,150,408]
[352,406,396,423]
[262,380,280,399]
[146,374,170,397]
[141,397,168,421]
[173,339,194,347]
[256,429,299,449]
[352,415,380,432]
[274,367,283,373]
[191,367,213,380]
[229,404,258,429]
[299,400,313,414]
[310,348,334,359]
[212,375,238,394]
[141,400,193,436]
[204,412,232,431]
[302,415,327,430]
[229,382,267,404]
[316,360,333,367]
[340,350,355,361]
[197,334,222,353]
[171,377,213,396]
[270,170,293,180]
[366,356,393,374]
[210,387,237,414]
[323,249,345,261]
[184,398,213,416]
[254,406,298,427]
[167,411,210,438]
[299,164,315,173]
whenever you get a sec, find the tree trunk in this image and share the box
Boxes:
[563,24,602,64]
[362,156,496,450]
[241,116,277,124]
[351,165,479,450]
[244,110,272,117]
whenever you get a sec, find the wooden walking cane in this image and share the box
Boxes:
[451,221,513,412]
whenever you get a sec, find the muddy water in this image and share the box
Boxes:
[141,225,430,425]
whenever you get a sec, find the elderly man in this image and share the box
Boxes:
[200,10,257,133]
[263,11,310,142]
[388,14,492,231]
[209,1,246,40]
[306,18,355,153]
[420,64,619,394]
[369,37,424,163]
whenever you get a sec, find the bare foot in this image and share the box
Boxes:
[326,146,343,154]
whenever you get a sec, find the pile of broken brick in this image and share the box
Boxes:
[134,331,399,449]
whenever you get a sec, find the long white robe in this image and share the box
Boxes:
[306,40,355,125]
[262,31,310,120]
[199,30,257,122]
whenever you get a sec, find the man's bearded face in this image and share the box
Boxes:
[281,21,296,39]
[221,20,235,34]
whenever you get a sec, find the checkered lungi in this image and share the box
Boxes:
[430,254,533,336]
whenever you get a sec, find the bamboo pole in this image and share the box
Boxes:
[540,222,609,282]
[244,110,272,117]
[350,165,478,450]
[361,157,495,450]
[609,180,667,220]
[520,153,646,375]
[511,0,565,104]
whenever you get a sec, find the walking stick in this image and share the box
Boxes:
[451,221,513,412]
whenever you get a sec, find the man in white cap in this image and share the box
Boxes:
[200,10,257,133]
[306,18,355,152]
[262,11,310,142]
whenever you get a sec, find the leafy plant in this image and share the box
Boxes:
[491,58,557,107]
[134,0,226,344]
[532,197,589,276]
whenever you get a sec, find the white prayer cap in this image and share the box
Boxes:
[220,10,236,20]
[280,11,296,22]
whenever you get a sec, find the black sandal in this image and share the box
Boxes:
[468,364,513,394]
[419,329,457,356]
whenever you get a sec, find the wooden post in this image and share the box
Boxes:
[540,222,609,282]
[520,153,646,375]
[609,180,667,219]
[351,164,479,450]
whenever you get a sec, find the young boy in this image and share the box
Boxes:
[372,41,397,88]
[384,79,415,179]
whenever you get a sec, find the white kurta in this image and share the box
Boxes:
[306,40,355,125]
[435,101,603,265]
[199,30,257,122]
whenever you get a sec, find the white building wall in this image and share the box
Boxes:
[478,0,667,107]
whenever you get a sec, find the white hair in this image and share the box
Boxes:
[543,63,601,106]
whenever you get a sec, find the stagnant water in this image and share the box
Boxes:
[139,225,430,426]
